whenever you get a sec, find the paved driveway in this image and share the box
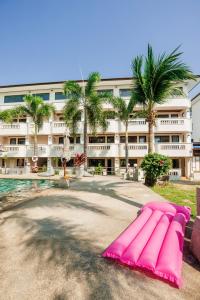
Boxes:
[0,176,199,300]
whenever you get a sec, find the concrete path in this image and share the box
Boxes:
[0,176,199,300]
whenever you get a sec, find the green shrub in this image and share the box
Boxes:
[54,169,60,175]
[141,153,171,186]
[95,163,103,175]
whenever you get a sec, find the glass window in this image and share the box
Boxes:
[10,138,16,145]
[97,89,113,96]
[59,137,64,144]
[76,136,80,144]
[120,136,125,143]
[19,118,26,123]
[88,159,105,167]
[18,138,25,145]
[120,159,137,167]
[128,136,137,143]
[89,136,105,143]
[171,114,178,118]
[157,114,169,118]
[119,89,131,98]
[139,136,146,143]
[4,95,26,103]
[155,136,170,143]
[17,159,24,167]
[172,159,180,168]
[107,136,115,143]
[55,92,66,100]
[172,135,179,143]
[34,93,49,101]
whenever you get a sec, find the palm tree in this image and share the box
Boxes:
[111,97,137,173]
[131,45,195,153]
[15,95,55,168]
[63,72,108,171]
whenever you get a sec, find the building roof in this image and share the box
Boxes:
[0,77,132,89]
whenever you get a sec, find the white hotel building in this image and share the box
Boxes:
[0,77,198,178]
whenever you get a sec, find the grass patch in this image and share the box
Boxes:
[152,183,197,219]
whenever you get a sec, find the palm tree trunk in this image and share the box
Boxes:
[125,121,129,172]
[34,124,38,157]
[148,120,154,153]
[83,107,88,171]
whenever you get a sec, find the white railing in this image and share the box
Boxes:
[156,118,191,132]
[119,143,148,157]
[0,124,20,129]
[155,143,192,157]
[3,145,27,157]
[169,168,182,180]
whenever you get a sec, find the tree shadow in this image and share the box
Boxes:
[16,214,149,299]
[69,178,144,209]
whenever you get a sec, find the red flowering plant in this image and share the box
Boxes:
[141,153,171,186]
[74,153,87,167]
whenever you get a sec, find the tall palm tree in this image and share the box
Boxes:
[131,45,195,153]
[21,95,55,157]
[111,97,137,172]
[63,72,108,171]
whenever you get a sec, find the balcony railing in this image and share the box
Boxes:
[155,143,192,157]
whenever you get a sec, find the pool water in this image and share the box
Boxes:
[0,179,54,193]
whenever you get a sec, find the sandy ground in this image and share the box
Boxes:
[0,176,199,300]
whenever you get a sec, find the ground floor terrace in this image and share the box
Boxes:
[0,156,192,178]
[0,176,199,299]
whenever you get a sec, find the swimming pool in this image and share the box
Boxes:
[0,179,54,193]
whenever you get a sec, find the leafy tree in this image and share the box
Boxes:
[131,45,195,153]
[63,72,109,170]
[111,97,137,172]
[17,95,55,158]
[141,153,171,186]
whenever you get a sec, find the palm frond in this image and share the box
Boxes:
[85,72,101,98]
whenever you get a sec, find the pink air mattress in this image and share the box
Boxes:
[102,201,190,287]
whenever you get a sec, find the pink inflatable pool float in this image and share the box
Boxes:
[102,201,190,287]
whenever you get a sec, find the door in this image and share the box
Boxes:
[107,159,112,175]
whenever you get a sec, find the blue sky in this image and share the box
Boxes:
[0,0,200,85]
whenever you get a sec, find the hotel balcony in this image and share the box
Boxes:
[154,143,192,157]
[1,142,192,158]
[0,118,191,136]
[119,144,148,157]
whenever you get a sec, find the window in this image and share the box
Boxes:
[59,137,64,144]
[128,136,137,143]
[18,138,25,145]
[139,136,146,143]
[10,138,25,145]
[172,135,179,143]
[10,138,16,145]
[34,93,49,101]
[19,118,26,123]
[120,159,137,167]
[97,89,113,96]
[157,114,169,118]
[4,95,25,103]
[120,136,137,143]
[172,159,179,169]
[69,136,80,144]
[17,159,24,167]
[107,136,115,143]
[171,114,178,118]
[55,92,66,100]
[89,136,105,143]
[119,89,131,98]
[88,159,105,167]
[155,136,170,143]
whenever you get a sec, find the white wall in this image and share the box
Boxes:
[192,95,200,142]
